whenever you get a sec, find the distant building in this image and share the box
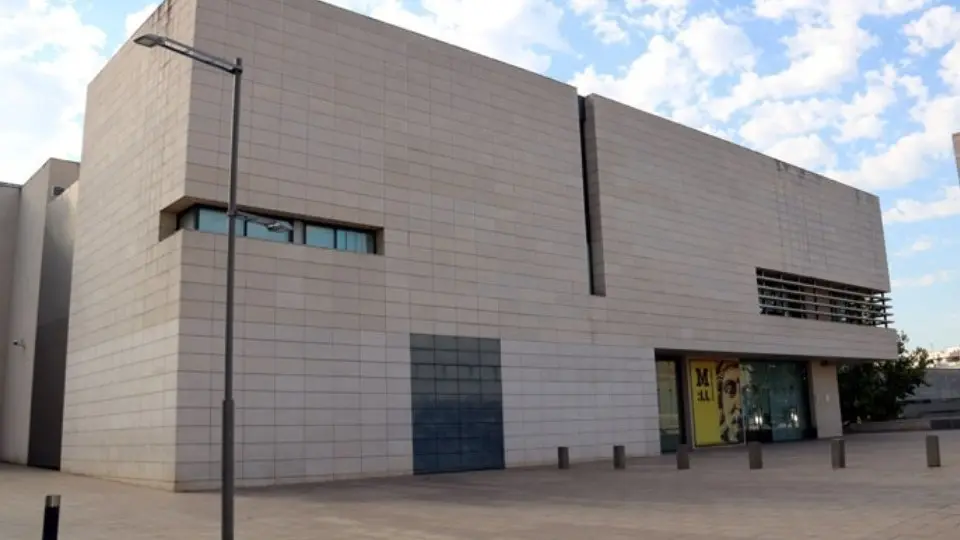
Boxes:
[903,368,960,418]
[931,346,960,368]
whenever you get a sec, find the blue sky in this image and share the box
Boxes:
[2,0,958,352]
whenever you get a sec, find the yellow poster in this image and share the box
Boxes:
[689,359,743,447]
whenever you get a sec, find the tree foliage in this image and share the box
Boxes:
[838,331,932,424]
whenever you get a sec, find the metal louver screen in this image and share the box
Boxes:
[756,268,892,327]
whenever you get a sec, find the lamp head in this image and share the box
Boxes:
[133,33,165,48]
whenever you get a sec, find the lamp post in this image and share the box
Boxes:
[134,33,243,540]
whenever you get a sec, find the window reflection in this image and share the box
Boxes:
[305,225,335,249]
[246,219,292,243]
[336,229,373,253]
[197,208,229,235]
[178,205,377,254]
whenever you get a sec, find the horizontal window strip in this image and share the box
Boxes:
[176,205,378,255]
[756,268,892,327]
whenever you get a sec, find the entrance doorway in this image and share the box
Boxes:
[655,360,684,453]
[741,361,812,443]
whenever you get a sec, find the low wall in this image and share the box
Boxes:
[847,417,960,433]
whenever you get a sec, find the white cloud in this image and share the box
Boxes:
[0,0,108,185]
[941,43,960,92]
[570,0,604,11]
[677,14,755,76]
[707,0,930,122]
[755,0,930,21]
[707,21,877,121]
[892,270,955,289]
[329,0,569,72]
[896,236,934,256]
[903,5,960,52]
[589,13,629,44]
[897,73,928,101]
[817,6,958,193]
[884,186,960,224]
[363,0,570,73]
[624,0,688,31]
[766,133,838,170]
[570,10,752,123]
[570,34,702,113]
[739,98,837,147]
[903,5,960,91]
[835,65,898,142]
[735,66,897,161]
[124,3,158,39]
[569,0,629,44]
[829,94,960,190]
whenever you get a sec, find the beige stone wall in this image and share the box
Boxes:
[165,0,621,490]
[60,0,197,487]
[583,95,897,360]
[501,341,658,466]
[68,0,894,488]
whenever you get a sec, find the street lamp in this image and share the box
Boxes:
[135,33,243,540]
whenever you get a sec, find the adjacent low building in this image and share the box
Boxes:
[0,159,79,470]
[0,0,897,490]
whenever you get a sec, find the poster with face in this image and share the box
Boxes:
[689,358,744,446]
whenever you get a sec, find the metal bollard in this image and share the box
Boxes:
[613,445,626,469]
[676,444,690,470]
[831,438,846,469]
[558,446,570,470]
[748,442,763,470]
[926,435,941,468]
[42,495,60,540]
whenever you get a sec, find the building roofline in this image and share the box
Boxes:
[581,93,882,202]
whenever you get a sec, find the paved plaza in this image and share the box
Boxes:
[3,431,960,539]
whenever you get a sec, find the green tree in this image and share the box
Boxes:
[838,331,932,424]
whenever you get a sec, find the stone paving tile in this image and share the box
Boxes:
[4,431,960,539]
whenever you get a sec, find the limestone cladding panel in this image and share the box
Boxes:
[174,231,412,489]
[61,0,198,488]
[583,95,897,360]
[501,341,659,466]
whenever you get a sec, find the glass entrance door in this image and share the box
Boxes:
[768,363,809,442]
[742,361,811,443]
[656,360,682,453]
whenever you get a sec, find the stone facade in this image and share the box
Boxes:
[57,0,896,490]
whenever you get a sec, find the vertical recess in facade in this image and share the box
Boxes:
[578,96,606,296]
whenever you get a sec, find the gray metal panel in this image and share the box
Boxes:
[411,334,504,474]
